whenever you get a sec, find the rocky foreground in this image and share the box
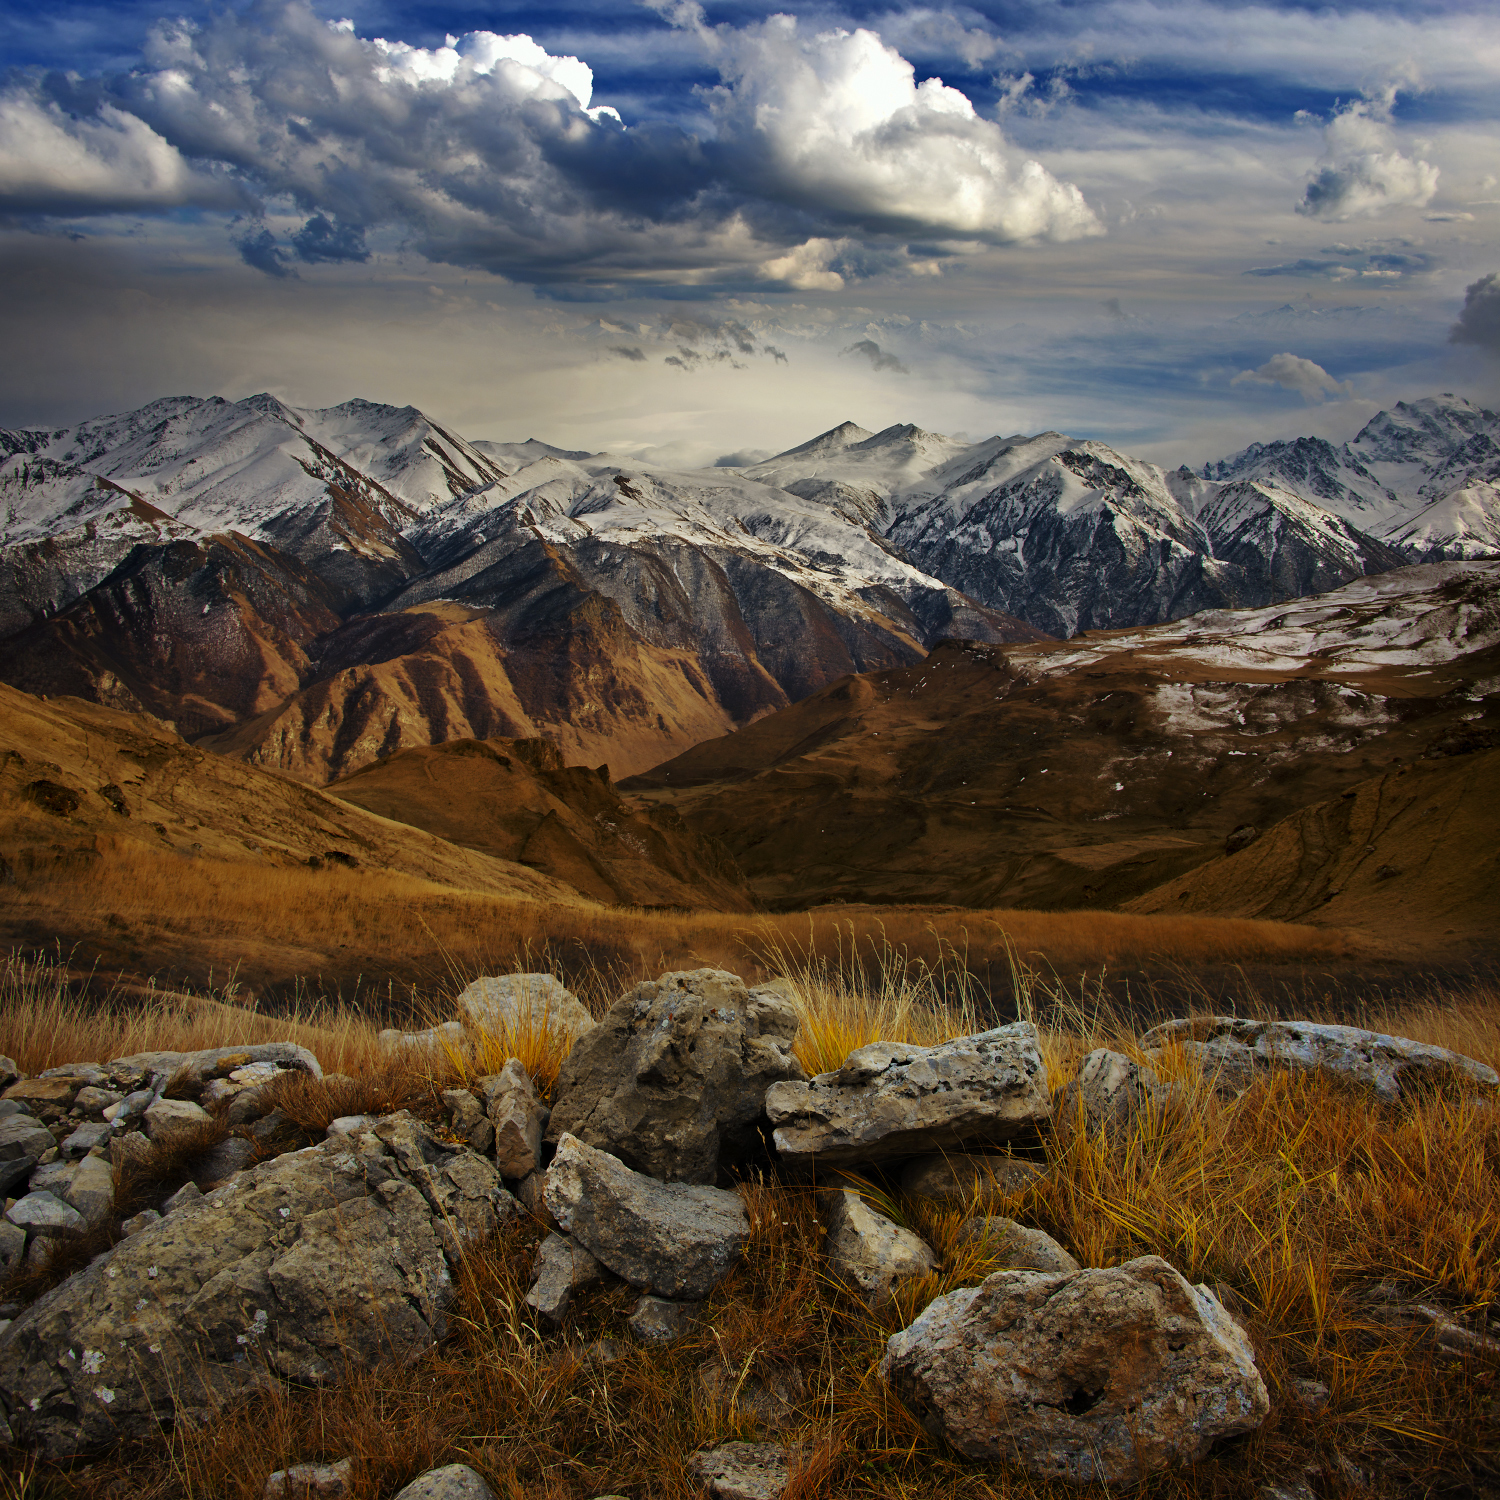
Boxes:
[0,970,1496,1497]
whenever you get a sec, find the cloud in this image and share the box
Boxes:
[1449,272,1500,358]
[714,448,773,467]
[233,224,296,278]
[1230,352,1352,402]
[1297,92,1439,220]
[1245,249,1434,283]
[609,345,648,362]
[842,339,908,374]
[0,1,1098,289]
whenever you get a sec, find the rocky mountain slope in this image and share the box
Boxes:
[2,392,1494,784]
[625,561,1500,947]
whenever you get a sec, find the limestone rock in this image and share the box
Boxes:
[61,1122,110,1159]
[900,1152,1043,1202]
[379,1022,465,1053]
[110,1044,323,1095]
[820,1190,937,1306]
[193,1136,258,1188]
[626,1296,700,1345]
[524,1232,607,1323]
[440,1089,495,1157]
[0,1122,511,1458]
[3,1079,79,1110]
[767,1024,1050,1172]
[119,1209,161,1237]
[5,1192,83,1239]
[265,1456,353,1497]
[688,1442,794,1500]
[481,1062,548,1179]
[544,1134,748,1301]
[881,1255,1269,1487]
[957,1217,1080,1274]
[0,1117,58,1196]
[0,1220,27,1273]
[513,1171,557,1230]
[143,1098,213,1144]
[457,974,594,1041]
[72,1087,123,1116]
[545,969,804,1185]
[1058,1049,1175,1130]
[62,1154,114,1228]
[1140,1017,1499,1102]
[0,1058,20,1090]
[391,1464,497,1500]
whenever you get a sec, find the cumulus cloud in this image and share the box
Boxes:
[842,339,908,374]
[1298,92,1439,220]
[0,0,1098,289]
[1231,352,1352,402]
[714,448,773,467]
[233,224,296,278]
[1449,272,1500,357]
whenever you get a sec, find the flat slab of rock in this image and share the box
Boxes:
[458,973,594,1040]
[544,1134,748,1301]
[688,1442,794,1500]
[881,1254,1269,1487]
[1141,1017,1499,1102]
[900,1152,1043,1202]
[391,1465,497,1500]
[957,1217,1080,1274]
[0,1114,515,1458]
[820,1189,936,1306]
[545,969,804,1184]
[143,1097,213,1143]
[265,1456,353,1497]
[109,1044,322,1093]
[766,1024,1050,1171]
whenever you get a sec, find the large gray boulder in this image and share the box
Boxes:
[1140,1017,1499,1102]
[391,1466,497,1500]
[545,970,804,1184]
[543,1133,748,1301]
[820,1189,937,1306]
[880,1255,1269,1487]
[0,1115,515,1458]
[766,1024,1050,1172]
[457,974,594,1040]
[1057,1048,1176,1130]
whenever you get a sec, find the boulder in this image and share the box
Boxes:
[457,974,594,1041]
[73,1087,124,1116]
[440,1089,495,1157]
[0,1057,20,1090]
[899,1152,1043,1202]
[2,1079,78,1109]
[545,970,804,1185]
[379,1022,465,1054]
[480,1062,548,1179]
[1140,1017,1499,1102]
[1058,1049,1175,1130]
[61,1122,111,1159]
[62,1154,114,1229]
[544,1134,748,1301]
[0,1117,60,1196]
[265,1456,353,1497]
[5,1192,83,1239]
[119,1209,161,1237]
[957,1217,1080,1274]
[0,1118,515,1458]
[688,1442,794,1500]
[0,1220,26,1273]
[766,1024,1050,1172]
[193,1136,258,1188]
[626,1296,700,1345]
[143,1098,213,1144]
[819,1190,937,1306]
[524,1232,608,1323]
[880,1255,1269,1487]
[391,1466,496,1500]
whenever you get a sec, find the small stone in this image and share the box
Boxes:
[819,1189,937,1306]
[900,1153,1043,1203]
[390,1464,497,1500]
[120,1209,162,1237]
[0,1220,25,1273]
[626,1296,700,1345]
[957,1216,1080,1274]
[524,1232,607,1323]
[143,1098,212,1144]
[5,1191,85,1239]
[251,1108,292,1142]
[163,1181,203,1214]
[697,1357,805,1432]
[1288,1378,1330,1416]
[326,1115,377,1139]
[688,1441,793,1500]
[27,1161,77,1198]
[72,1087,124,1116]
[63,1154,114,1228]
[481,1062,548,1179]
[61,1122,111,1159]
[264,1456,353,1497]
[0,1102,32,1122]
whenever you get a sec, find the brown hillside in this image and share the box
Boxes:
[328,735,752,911]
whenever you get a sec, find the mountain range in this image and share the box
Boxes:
[2,390,1496,783]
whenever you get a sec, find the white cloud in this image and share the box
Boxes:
[1298,92,1439,220]
[1231,352,1353,402]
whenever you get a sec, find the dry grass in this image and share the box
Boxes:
[1,955,1496,1500]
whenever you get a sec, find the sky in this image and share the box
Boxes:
[2,0,1499,468]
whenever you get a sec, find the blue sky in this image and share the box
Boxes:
[2,0,1497,465]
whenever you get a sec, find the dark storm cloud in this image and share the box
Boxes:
[1450,272,1500,358]
[234,223,297,277]
[291,214,370,264]
[842,338,907,374]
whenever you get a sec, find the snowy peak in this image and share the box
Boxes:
[1349,395,1497,468]
[763,421,873,461]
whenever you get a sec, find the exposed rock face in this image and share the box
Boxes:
[545,970,805,1184]
[899,1153,1043,1202]
[1140,1017,1499,1101]
[957,1217,1080,1274]
[543,1134,749,1301]
[880,1256,1269,1487]
[1057,1049,1175,1130]
[0,1115,515,1458]
[819,1189,937,1305]
[765,1024,1049,1172]
[688,1442,795,1500]
[455,973,594,1041]
[479,1061,548,1178]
